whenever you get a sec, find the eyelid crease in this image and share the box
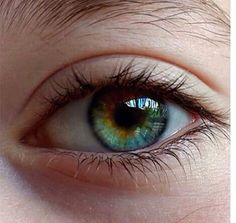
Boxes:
[17,51,228,121]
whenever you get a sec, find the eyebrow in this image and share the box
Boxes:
[0,0,230,45]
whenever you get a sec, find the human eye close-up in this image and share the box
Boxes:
[0,1,230,223]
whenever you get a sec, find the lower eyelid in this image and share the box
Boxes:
[16,120,202,193]
[6,113,225,193]
[17,149,179,193]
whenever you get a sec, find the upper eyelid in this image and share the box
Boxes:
[17,52,225,118]
[36,60,228,126]
[0,0,229,44]
[23,56,224,114]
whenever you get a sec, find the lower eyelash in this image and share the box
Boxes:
[36,118,229,183]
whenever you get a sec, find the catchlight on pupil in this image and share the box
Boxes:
[88,87,168,152]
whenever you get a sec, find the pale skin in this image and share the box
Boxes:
[0,0,230,223]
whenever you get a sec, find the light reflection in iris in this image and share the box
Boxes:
[125,97,159,110]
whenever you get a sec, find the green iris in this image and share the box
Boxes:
[88,88,168,152]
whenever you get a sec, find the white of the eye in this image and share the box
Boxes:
[159,102,192,141]
[39,94,107,152]
[40,94,192,152]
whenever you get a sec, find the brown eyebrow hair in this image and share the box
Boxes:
[0,0,230,45]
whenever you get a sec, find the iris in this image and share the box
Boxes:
[88,87,168,152]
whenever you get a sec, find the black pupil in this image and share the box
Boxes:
[113,103,146,129]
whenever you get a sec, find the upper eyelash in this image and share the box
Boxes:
[42,61,228,127]
[31,61,229,181]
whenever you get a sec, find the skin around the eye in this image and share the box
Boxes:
[0,0,230,223]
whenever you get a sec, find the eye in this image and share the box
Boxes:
[29,85,192,153]
[21,55,227,189]
[24,56,198,154]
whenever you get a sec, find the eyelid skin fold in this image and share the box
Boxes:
[11,56,229,192]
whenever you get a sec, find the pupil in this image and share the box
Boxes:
[113,103,145,128]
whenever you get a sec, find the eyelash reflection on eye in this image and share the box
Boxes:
[28,61,229,179]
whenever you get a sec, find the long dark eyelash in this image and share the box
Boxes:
[42,61,228,128]
[36,61,229,181]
